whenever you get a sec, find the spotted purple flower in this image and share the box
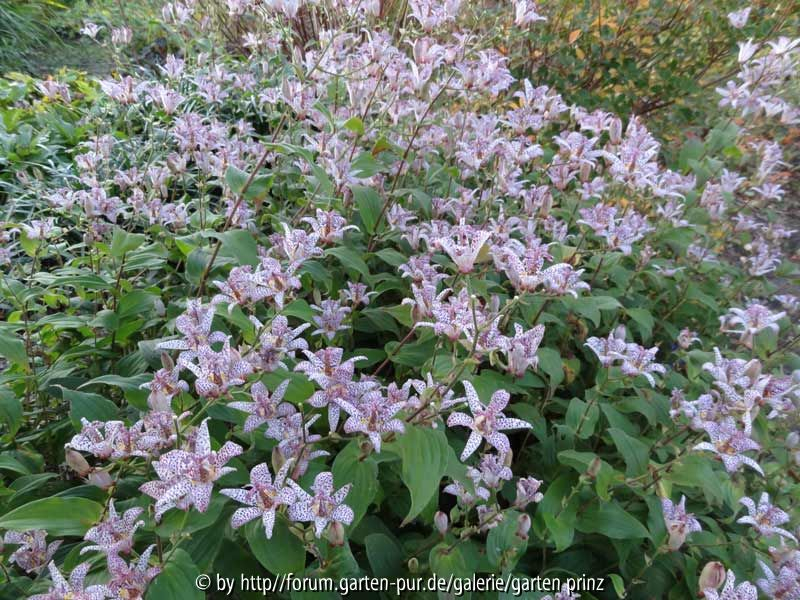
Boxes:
[756,560,800,600]
[737,493,797,543]
[301,209,357,244]
[266,413,329,476]
[221,461,296,538]
[287,472,354,538]
[661,495,702,550]
[29,562,111,600]
[228,380,296,433]
[311,299,351,340]
[296,348,369,431]
[67,419,143,461]
[106,545,161,599]
[703,570,757,600]
[438,223,492,273]
[617,344,666,387]
[693,417,763,475]
[500,324,544,377]
[340,388,405,452]
[586,325,628,367]
[81,500,144,556]
[179,338,252,398]
[447,381,532,461]
[157,299,226,363]
[140,419,242,520]
[720,303,785,349]
[3,530,61,573]
[515,476,544,509]
[247,315,309,372]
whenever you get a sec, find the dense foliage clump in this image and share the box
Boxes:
[0,1,799,599]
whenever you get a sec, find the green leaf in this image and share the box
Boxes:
[352,185,382,234]
[566,397,599,438]
[608,428,650,477]
[486,510,528,572]
[365,533,404,580]
[212,230,259,267]
[429,542,472,579]
[626,307,654,342]
[537,347,563,388]
[146,549,204,600]
[0,497,103,536]
[609,574,626,598]
[384,336,436,367]
[244,515,306,575]
[385,425,449,525]
[326,246,371,280]
[110,227,146,258]
[0,330,27,368]
[332,441,379,527]
[576,501,650,540]
[60,386,118,430]
[343,116,365,135]
[0,388,22,436]
[225,165,272,201]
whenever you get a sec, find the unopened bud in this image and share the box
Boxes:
[407,557,419,573]
[515,514,531,541]
[434,512,448,537]
[586,457,602,479]
[160,352,174,371]
[609,118,623,144]
[88,469,113,490]
[271,446,286,475]
[698,562,726,596]
[786,431,799,449]
[327,521,345,547]
[65,449,92,477]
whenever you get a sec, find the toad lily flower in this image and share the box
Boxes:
[703,570,758,600]
[438,224,492,273]
[106,545,161,600]
[737,493,797,543]
[30,562,112,600]
[81,500,145,556]
[756,560,800,600]
[140,419,242,520]
[499,323,544,378]
[227,379,296,433]
[661,495,702,551]
[446,381,532,461]
[719,303,785,349]
[693,417,764,475]
[287,472,354,538]
[339,388,406,452]
[3,530,61,574]
[221,461,296,538]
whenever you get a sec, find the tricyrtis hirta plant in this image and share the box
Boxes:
[0,0,799,599]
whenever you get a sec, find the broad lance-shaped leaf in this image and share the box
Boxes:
[0,497,104,536]
[385,425,449,525]
[332,440,378,527]
[244,516,305,575]
[608,427,650,477]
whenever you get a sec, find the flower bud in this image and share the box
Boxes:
[434,511,448,537]
[65,449,91,477]
[609,118,623,144]
[586,457,602,479]
[786,431,799,449]
[515,514,531,541]
[407,557,419,573]
[698,562,726,596]
[327,522,345,547]
[88,469,113,490]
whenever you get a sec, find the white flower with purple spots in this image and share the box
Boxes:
[221,461,296,538]
[287,472,354,538]
[446,381,531,461]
